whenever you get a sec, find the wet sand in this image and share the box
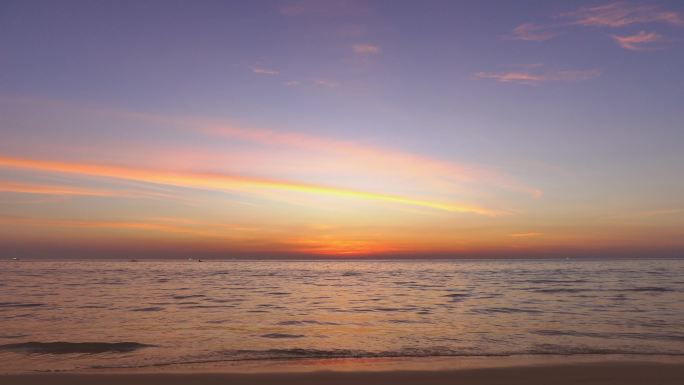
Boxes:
[3,362,684,385]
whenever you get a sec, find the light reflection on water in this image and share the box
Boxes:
[0,259,683,372]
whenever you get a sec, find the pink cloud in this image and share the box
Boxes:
[561,2,684,28]
[312,79,339,88]
[0,155,508,216]
[0,180,181,203]
[0,97,544,204]
[250,66,279,76]
[473,69,600,85]
[612,31,663,50]
[547,69,602,81]
[352,43,380,54]
[474,71,544,84]
[508,2,683,47]
[508,23,555,41]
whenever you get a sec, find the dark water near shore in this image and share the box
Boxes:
[1,259,683,373]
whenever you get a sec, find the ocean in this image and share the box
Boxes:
[1,259,683,373]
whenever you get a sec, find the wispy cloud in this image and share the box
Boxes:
[508,23,555,41]
[474,71,544,84]
[0,155,506,216]
[0,215,252,238]
[509,2,683,48]
[250,66,279,76]
[0,180,122,197]
[188,120,543,198]
[510,232,543,238]
[0,180,175,200]
[0,96,542,219]
[561,2,684,28]
[0,98,544,209]
[474,69,600,85]
[313,79,339,88]
[638,208,684,217]
[612,30,663,50]
[352,43,380,54]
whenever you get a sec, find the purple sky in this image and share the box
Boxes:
[1,0,683,258]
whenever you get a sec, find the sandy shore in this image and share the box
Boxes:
[3,362,684,385]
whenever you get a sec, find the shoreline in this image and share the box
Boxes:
[3,360,684,385]
[81,353,684,373]
[3,353,683,375]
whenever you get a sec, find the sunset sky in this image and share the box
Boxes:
[1,0,683,258]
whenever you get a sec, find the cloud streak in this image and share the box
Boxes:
[0,215,252,239]
[508,23,555,41]
[474,69,600,85]
[561,2,684,28]
[352,43,380,54]
[251,66,279,76]
[190,120,543,198]
[510,232,543,238]
[312,79,339,88]
[0,98,543,209]
[509,2,683,48]
[0,155,506,216]
[0,180,174,200]
[0,181,122,197]
[612,31,663,50]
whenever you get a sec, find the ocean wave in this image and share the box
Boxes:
[385,319,424,324]
[342,271,361,276]
[231,346,684,360]
[533,330,684,341]
[617,287,673,292]
[0,334,29,339]
[531,288,588,294]
[276,320,339,326]
[182,305,229,309]
[0,342,154,354]
[471,307,542,314]
[260,333,305,339]
[524,279,589,284]
[0,302,45,308]
[90,347,684,370]
[172,294,206,299]
[130,306,164,312]
[443,293,470,301]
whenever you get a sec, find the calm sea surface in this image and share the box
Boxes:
[1,259,683,373]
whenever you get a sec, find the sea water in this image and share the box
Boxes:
[0,259,682,372]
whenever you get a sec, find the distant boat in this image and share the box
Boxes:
[11,257,19,261]
[187,257,193,261]
[129,259,138,262]
[197,259,203,262]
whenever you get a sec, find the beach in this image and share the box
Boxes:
[3,361,684,385]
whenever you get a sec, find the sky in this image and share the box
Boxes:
[1,0,683,258]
